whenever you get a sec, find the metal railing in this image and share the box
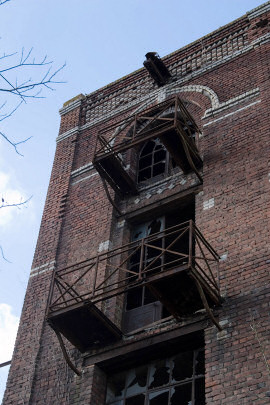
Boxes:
[48,221,220,315]
[93,96,199,161]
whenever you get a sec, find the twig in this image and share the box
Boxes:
[0,100,23,122]
[0,246,11,263]
[0,195,32,209]
[0,130,32,155]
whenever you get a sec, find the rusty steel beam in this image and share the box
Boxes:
[48,221,221,320]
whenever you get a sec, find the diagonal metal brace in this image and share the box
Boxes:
[52,327,82,376]
[194,278,222,331]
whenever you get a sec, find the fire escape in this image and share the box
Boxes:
[47,96,222,366]
[92,96,203,197]
[48,221,221,352]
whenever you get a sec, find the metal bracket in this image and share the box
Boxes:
[53,328,82,376]
[194,279,222,331]
[100,177,122,216]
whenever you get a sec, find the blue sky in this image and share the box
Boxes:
[0,0,266,400]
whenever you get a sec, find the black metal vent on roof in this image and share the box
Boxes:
[143,52,171,86]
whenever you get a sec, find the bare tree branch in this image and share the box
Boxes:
[0,100,23,122]
[0,195,32,209]
[0,44,66,152]
[0,130,32,155]
[0,192,33,265]
[0,52,17,61]
[0,0,11,5]
[0,53,66,98]
[0,1,66,152]
[0,0,64,267]
[0,194,33,264]
[0,246,11,263]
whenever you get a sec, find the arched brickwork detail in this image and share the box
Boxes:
[112,84,219,139]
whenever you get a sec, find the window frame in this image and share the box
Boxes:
[106,347,205,405]
[137,138,176,185]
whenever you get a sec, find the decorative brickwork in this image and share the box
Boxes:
[3,2,270,405]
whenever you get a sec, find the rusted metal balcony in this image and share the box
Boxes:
[93,96,203,196]
[47,221,221,352]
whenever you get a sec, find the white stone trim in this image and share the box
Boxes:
[203,87,260,118]
[70,162,98,185]
[203,198,215,210]
[168,85,219,108]
[59,96,85,116]
[56,126,80,143]
[117,220,125,229]
[157,89,167,102]
[203,100,261,127]
[132,34,269,121]
[71,162,94,178]
[137,170,187,193]
[31,260,55,272]
[30,261,55,278]
[247,1,270,20]
[98,240,112,253]
[219,253,228,262]
[71,172,98,185]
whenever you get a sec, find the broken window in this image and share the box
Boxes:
[123,202,195,333]
[122,217,165,332]
[138,139,176,183]
[106,348,205,404]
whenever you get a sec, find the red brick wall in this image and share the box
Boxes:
[3,107,80,405]
[3,4,270,404]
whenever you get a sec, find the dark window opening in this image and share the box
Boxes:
[106,348,205,405]
[138,139,175,183]
[123,201,195,333]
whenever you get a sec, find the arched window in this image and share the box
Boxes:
[138,139,175,183]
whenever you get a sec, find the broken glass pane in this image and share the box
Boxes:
[154,149,166,163]
[147,219,162,235]
[170,383,192,405]
[141,141,155,157]
[106,372,125,402]
[195,350,204,376]
[125,394,145,405]
[172,352,193,382]
[126,366,148,397]
[155,143,164,150]
[149,359,170,389]
[149,389,169,405]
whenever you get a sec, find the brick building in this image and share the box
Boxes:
[3,2,270,404]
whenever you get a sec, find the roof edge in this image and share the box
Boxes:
[60,1,270,115]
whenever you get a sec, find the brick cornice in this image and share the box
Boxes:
[57,2,270,122]
[56,32,270,143]
[247,1,270,20]
[59,94,86,116]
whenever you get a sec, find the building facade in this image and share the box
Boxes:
[3,2,270,404]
